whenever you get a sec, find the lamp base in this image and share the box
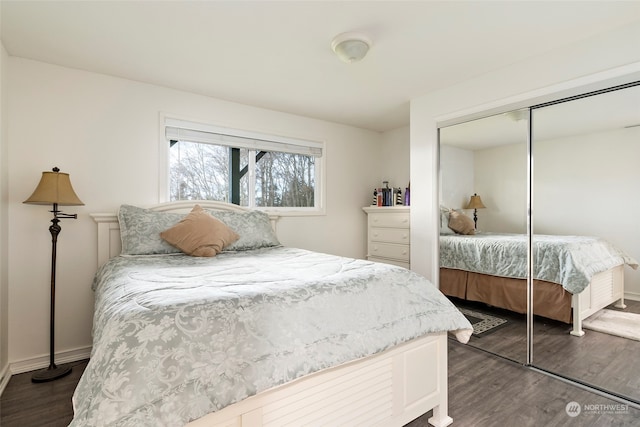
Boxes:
[31,364,72,383]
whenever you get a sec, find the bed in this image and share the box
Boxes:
[71,201,472,427]
[439,232,638,336]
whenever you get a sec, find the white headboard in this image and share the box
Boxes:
[90,201,279,267]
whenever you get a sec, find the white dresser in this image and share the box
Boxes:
[362,206,410,269]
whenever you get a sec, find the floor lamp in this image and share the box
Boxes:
[24,167,84,383]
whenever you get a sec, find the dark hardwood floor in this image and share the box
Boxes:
[453,297,640,403]
[416,341,640,427]
[2,341,639,427]
[0,359,88,426]
[533,300,640,400]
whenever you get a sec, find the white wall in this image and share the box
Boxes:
[439,142,527,234]
[439,142,528,234]
[474,142,528,233]
[0,40,9,387]
[7,57,383,368]
[378,125,410,199]
[410,21,640,283]
[439,144,474,210]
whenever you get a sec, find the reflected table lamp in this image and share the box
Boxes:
[23,167,84,382]
[466,193,486,230]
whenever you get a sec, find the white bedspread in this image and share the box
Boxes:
[71,247,471,426]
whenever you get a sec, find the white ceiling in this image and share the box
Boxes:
[2,1,640,132]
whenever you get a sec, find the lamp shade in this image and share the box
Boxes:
[466,194,485,210]
[24,168,84,206]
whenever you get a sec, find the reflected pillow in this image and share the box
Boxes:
[448,210,475,235]
[160,205,239,257]
[440,205,454,235]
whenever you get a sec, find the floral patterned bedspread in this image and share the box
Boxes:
[440,233,638,294]
[71,247,472,426]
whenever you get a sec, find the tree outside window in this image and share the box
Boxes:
[170,140,316,208]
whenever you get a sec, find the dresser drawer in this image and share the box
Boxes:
[368,212,409,229]
[370,227,410,244]
[369,242,409,261]
[368,256,410,269]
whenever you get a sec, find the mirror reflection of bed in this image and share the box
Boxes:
[439,109,530,364]
[438,82,640,404]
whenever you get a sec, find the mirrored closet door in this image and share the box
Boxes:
[439,111,529,364]
[530,82,640,403]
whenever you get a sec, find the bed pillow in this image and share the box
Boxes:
[448,210,475,235]
[118,205,185,255]
[160,205,239,257]
[207,209,280,250]
[440,205,454,235]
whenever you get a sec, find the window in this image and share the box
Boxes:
[163,118,323,212]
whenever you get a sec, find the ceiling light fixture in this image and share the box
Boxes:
[331,32,371,63]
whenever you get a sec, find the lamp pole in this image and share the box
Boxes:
[472,208,479,230]
[32,203,76,383]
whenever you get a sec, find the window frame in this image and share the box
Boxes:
[159,114,326,216]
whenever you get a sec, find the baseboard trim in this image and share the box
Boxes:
[9,346,92,375]
[0,363,10,397]
[624,292,640,302]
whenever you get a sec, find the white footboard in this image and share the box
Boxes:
[186,333,451,427]
[571,265,625,336]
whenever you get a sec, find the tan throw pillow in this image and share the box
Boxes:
[448,210,475,235]
[160,205,240,257]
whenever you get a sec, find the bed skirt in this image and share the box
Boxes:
[439,268,572,323]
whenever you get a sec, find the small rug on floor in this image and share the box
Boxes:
[582,309,640,341]
[457,307,508,337]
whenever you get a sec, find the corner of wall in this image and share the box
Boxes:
[0,39,10,393]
